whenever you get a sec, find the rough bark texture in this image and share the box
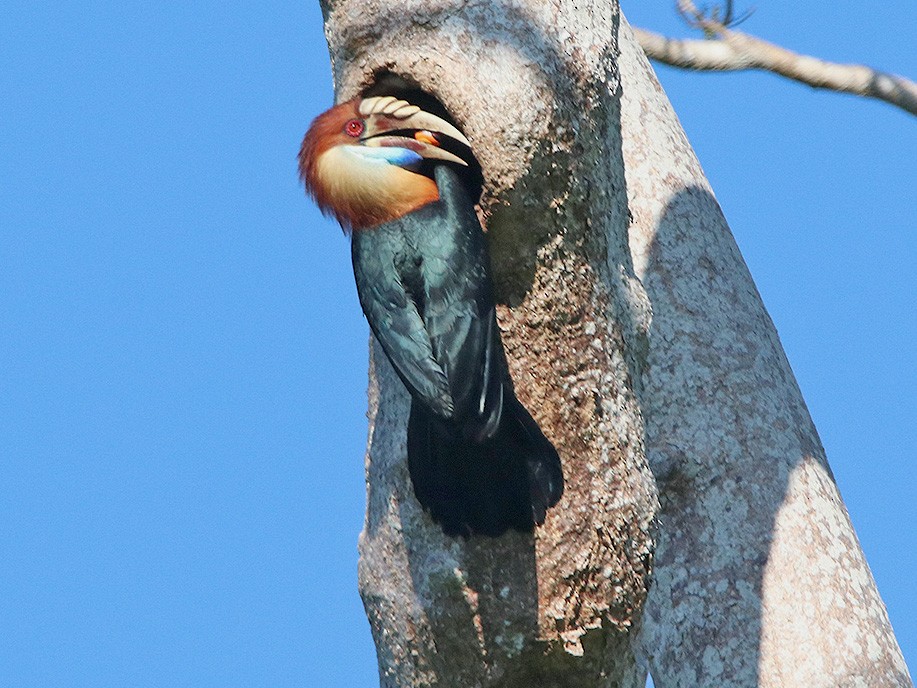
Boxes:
[616,14,912,688]
[318,1,659,686]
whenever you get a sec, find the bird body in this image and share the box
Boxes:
[301,96,563,536]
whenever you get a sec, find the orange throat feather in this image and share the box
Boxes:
[310,146,439,231]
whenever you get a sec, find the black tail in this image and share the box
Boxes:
[407,393,564,537]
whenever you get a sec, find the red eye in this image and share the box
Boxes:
[344,119,365,137]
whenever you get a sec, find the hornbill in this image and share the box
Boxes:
[300,95,563,536]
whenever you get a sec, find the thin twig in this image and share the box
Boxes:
[633,1,917,117]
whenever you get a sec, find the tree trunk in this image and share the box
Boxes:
[316,2,910,686]
[320,0,658,685]
[615,15,911,688]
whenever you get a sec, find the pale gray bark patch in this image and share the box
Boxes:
[320,0,658,686]
[616,14,912,687]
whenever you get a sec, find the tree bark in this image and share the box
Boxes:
[616,14,912,688]
[319,1,658,686]
[316,1,910,686]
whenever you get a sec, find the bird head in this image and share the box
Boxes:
[300,96,473,231]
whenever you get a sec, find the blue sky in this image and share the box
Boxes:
[1,2,913,685]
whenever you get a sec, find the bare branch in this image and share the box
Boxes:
[633,2,917,117]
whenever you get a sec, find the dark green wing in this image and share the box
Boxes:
[350,165,503,438]
[351,228,455,419]
[418,166,503,440]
